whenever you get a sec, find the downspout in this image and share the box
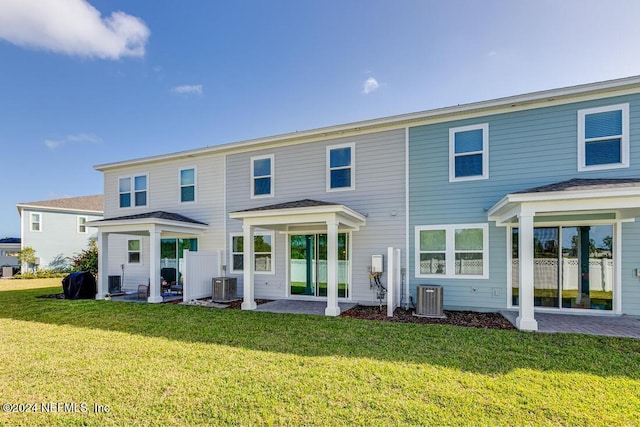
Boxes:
[404,126,410,309]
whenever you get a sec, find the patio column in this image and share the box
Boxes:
[517,211,538,331]
[148,228,163,303]
[241,224,257,310]
[96,231,109,300]
[325,218,340,316]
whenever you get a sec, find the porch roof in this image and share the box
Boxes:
[488,178,640,225]
[87,211,208,235]
[229,199,367,232]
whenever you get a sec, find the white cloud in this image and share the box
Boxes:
[171,85,203,95]
[362,77,379,94]
[0,0,150,59]
[44,133,101,150]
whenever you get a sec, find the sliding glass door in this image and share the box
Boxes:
[512,225,613,310]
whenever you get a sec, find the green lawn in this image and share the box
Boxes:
[1,279,639,426]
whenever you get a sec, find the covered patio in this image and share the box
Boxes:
[488,178,640,331]
[229,199,367,316]
[88,211,208,302]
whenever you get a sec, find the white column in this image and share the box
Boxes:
[147,228,163,303]
[517,211,538,331]
[96,231,109,300]
[325,218,340,316]
[241,224,257,310]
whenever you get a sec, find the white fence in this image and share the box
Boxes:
[183,250,221,301]
[512,258,614,291]
[419,259,483,275]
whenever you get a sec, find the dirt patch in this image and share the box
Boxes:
[341,305,516,330]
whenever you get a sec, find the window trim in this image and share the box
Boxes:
[415,223,489,279]
[326,142,356,192]
[250,154,274,199]
[449,123,489,182]
[127,239,141,265]
[30,212,42,232]
[229,231,275,275]
[577,103,629,171]
[77,216,88,234]
[118,173,149,208]
[179,167,197,204]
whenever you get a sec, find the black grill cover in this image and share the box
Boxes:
[62,271,96,299]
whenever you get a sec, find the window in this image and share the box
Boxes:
[578,103,629,171]
[119,175,148,208]
[327,143,355,191]
[30,213,41,232]
[251,155,274,198]
[415,224,488,278]
[449,124,489,182]
[128,239,141,264]
[77,216,88,233]
[231,232,274,274]
[180,168,196,203]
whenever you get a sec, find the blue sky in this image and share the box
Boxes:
[1,0,640,238]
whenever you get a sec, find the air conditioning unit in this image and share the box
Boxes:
[414,285,445,318]
[212,277,237,302]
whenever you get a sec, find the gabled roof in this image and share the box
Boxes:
[98,211,207,225]
[516,178,640,194]
[233,199,341,213]
[17,195,103,214]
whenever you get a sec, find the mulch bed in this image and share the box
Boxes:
[341,305,516,330]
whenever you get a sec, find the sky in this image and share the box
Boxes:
[1,0,640,238]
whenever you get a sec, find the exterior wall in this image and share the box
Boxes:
[225,129,406,304]
[409,93,640,313]
[102,153,226,285]
[620,222,640,315]
[20,209,101,269]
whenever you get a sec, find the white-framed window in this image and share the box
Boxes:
[119,174,148,208]
[449,123,489,182]
[251,154,274,198]
[326,143,355,191]
[230,231,274,274]
[180,167,196,203]
[578,103,629,171]
[77,216,88,234]
[415,223,488,279]
[127,239,141,264]
[30,213,41,232]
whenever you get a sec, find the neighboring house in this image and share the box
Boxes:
[0,237,20,272]
[90,75,640,331]
[17,195,104,271]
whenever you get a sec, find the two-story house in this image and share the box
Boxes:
[17,195,103,271]
[90,75,640,330]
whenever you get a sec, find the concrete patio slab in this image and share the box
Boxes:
[500,310,640,338]
[255,299,357,315]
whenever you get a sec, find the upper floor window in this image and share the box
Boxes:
[449,124,489,182]
[128,239,141,264]
[30,213,41,232]
[77,216,87,234]
[415,223,488,279]
[578,103,629,171]
[119,175,147,208]
[251,155,274,198]
[180,168,196,203]
[327,143,355,191]
[230,231,274,274]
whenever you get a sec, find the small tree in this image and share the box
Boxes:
[17,246,37,273]
[71,238,98,275]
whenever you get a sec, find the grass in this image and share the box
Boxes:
[1,279,639,426]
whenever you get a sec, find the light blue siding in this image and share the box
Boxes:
[409,93,640,312]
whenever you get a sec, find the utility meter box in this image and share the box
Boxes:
[371,254,384,273]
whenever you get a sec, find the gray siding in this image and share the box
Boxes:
[409,93,640,312]
[621,222,640,314]
[226,129,407,304]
